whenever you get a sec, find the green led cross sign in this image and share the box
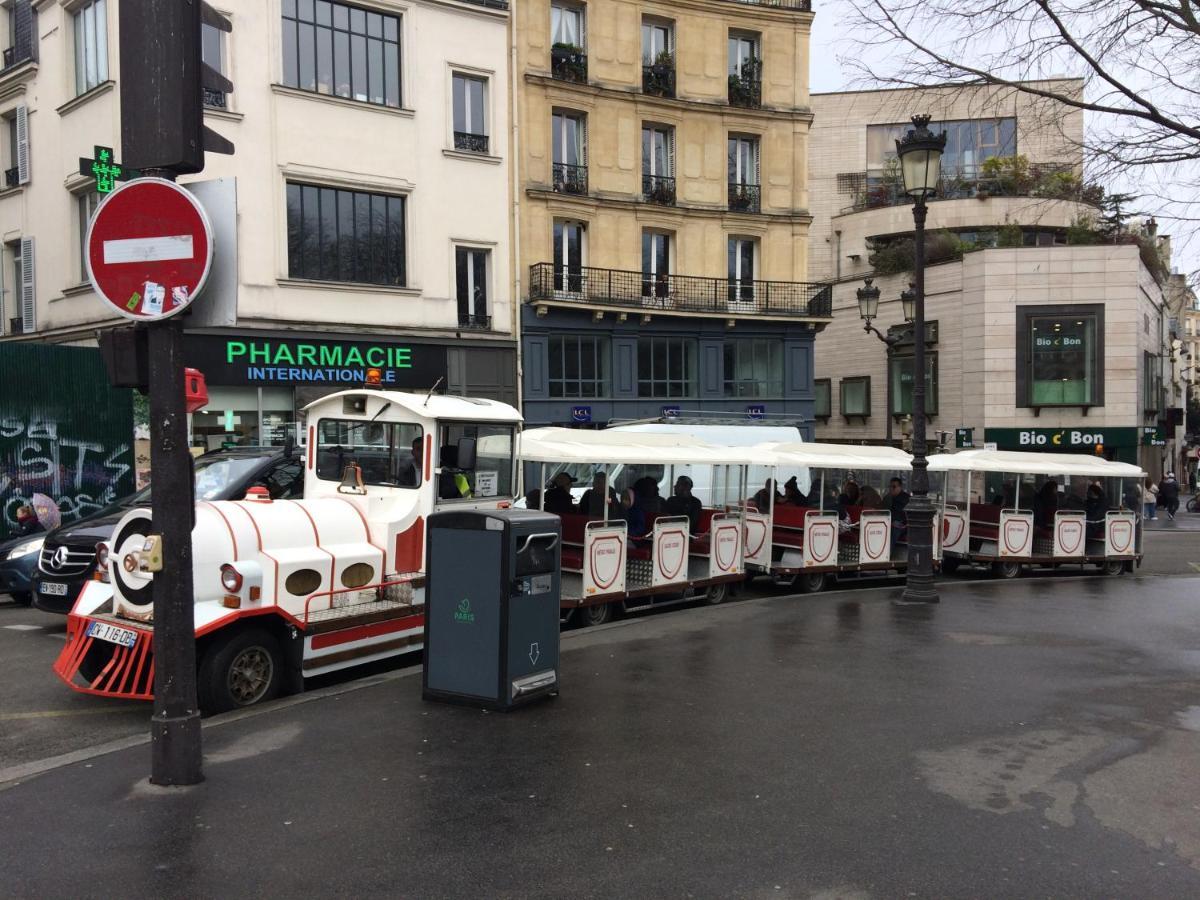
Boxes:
[77,145,140,194]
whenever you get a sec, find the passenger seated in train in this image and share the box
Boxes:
[781,476,809,508]
[525,488,542,511]
[1032,480,1059,529]
[664,475,703,533]
[752,479,782,513]
[543,471,577,515]
[579,472,624,521]
[1085,483,1108,539]
[836,479,860,521]
[859,484,883,509]
[885,477,909,528]
[624,478,660,538]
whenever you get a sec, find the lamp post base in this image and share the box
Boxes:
[897,580,940,605]
[899,494,940,605]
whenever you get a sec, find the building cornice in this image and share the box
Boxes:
[525,186,814,226]
[524,73,814,124]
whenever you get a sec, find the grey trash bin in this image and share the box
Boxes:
[423,508,561,710]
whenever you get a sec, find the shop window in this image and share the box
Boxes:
[315,419,423,486]
[548,334,607,398]
[439,423,514,501]
[281,0,401,108]
[814,378,831,418]
[286,182,406,286]
[73,0,108,96]
[890,353,938,416]
[637,337,696,398]
[723,339,782,398]
[1016,305,1103,407]
[840,376,871,418]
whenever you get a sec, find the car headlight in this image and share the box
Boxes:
[7,536,44,559]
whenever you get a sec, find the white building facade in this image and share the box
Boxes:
[0,0,515,448]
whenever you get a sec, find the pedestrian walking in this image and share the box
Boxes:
[1158,472,1180,521]
[1141,478,1158,521]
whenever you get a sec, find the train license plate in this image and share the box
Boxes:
[87,621,138,648]
[39,581,68,596]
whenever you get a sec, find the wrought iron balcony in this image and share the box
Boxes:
[203,87,227,109]
[725,0,811,8]
[528,263,833,320]
[728,182,761,213]
[458,313,492,330]
[642,173,676,206]
[4,167,18,188]
[453,131,490,154]
[551,45,587,83]
[552,163,588,195]
[642,62,675,98]
[728,72,761,108]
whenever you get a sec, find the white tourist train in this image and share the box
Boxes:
[53,394,1146,712]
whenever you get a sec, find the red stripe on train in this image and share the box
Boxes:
[309,613,426,650]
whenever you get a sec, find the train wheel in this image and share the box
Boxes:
[991,561,1022,580]
[579,602,614,627]
[1101,560,1125,577]
[704,582,730,605]
[940,557,961,576]
[793,572,827,594]
[198,628,283,714]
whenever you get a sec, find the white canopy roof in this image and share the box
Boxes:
[758,442,913,472]
[304,390,522,424]
[927,449,1144,479]
[519,427,749,466]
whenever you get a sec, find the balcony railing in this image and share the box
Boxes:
[4,167,18,188]
[642,173,675,206]
[458,313,492,330]
[203,87,227,109]
[725,0,812,8]
[728,182,761,213]
[642,62,675,98]
[551,45,587,83]
[552,163,588,195]
[839,165,1103,214]
[728,72,761,108]
[528,263,833,319]
[454,131,490,154]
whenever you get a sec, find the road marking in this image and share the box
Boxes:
[2,624,42,631]
[0,708,138,722]
[103,234,193,264]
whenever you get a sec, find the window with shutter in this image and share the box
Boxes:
[19,236,34,333]
[15,104,28,185]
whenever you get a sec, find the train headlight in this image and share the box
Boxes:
[220,564,243,593]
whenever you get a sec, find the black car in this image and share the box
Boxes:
[0,530,47,606]
[32,447,304,614]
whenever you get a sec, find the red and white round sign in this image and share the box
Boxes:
[86,178,214,321]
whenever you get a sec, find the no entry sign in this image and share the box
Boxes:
[86,178,214,321]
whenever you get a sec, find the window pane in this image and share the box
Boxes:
[298,22,316,91]
[337,190,355,280]
[469,78,485,133]
[317,24,333,93]
[334,30,350,98]
[319,187,338,280]
[286,183,302,277]
[453,75,466,132]
[286,182,404,287]
[1029,316,1094,404]
[368,38,384,104]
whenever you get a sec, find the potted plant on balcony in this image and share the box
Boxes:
[727,56,761,107]
[551,43,587,83]
[644,49,675,97]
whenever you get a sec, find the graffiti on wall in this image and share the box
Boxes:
[0,413,132,536]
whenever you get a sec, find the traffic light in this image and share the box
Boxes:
[119,0,233,175]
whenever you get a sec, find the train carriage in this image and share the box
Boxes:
[929,449,1144,578]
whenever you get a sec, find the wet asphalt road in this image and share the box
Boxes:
[3,573,1200,897]
[1,528,1198,775]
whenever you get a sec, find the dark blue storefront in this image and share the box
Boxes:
[521,305,824,438]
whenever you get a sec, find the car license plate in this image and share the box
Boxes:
[40,581,68,597]
[87,621,138,649]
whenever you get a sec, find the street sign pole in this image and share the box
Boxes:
[147,308,203,786]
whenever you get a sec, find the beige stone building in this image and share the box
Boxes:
[513,0,831,429]
[806,81,1178,476]
[0,0,517,448]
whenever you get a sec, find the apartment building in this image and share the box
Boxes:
[807,82,1179,475]
[513,0,831,431]
[0,0,516,449]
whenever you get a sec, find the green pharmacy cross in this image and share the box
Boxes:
[78,146,140,194]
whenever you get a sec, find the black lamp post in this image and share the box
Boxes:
[894,114,946,605]
[857,278,916,445]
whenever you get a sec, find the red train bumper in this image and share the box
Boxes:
[53,614,155,701]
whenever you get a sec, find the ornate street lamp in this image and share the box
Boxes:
[858,278,917,446]
[894,114,947,605]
